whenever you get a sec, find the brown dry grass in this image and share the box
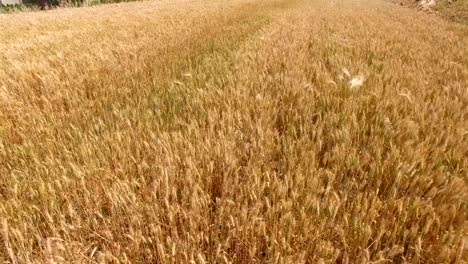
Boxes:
[391,0,468,24]
[435,0,468,24]
[0,0,467,263]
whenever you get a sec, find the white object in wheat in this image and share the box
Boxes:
[349,75,365,91]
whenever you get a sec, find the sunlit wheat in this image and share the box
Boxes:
[0,0,467,262]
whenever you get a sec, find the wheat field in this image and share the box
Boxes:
[0,0,467,262]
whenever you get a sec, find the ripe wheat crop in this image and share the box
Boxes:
[0,0,467,262]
